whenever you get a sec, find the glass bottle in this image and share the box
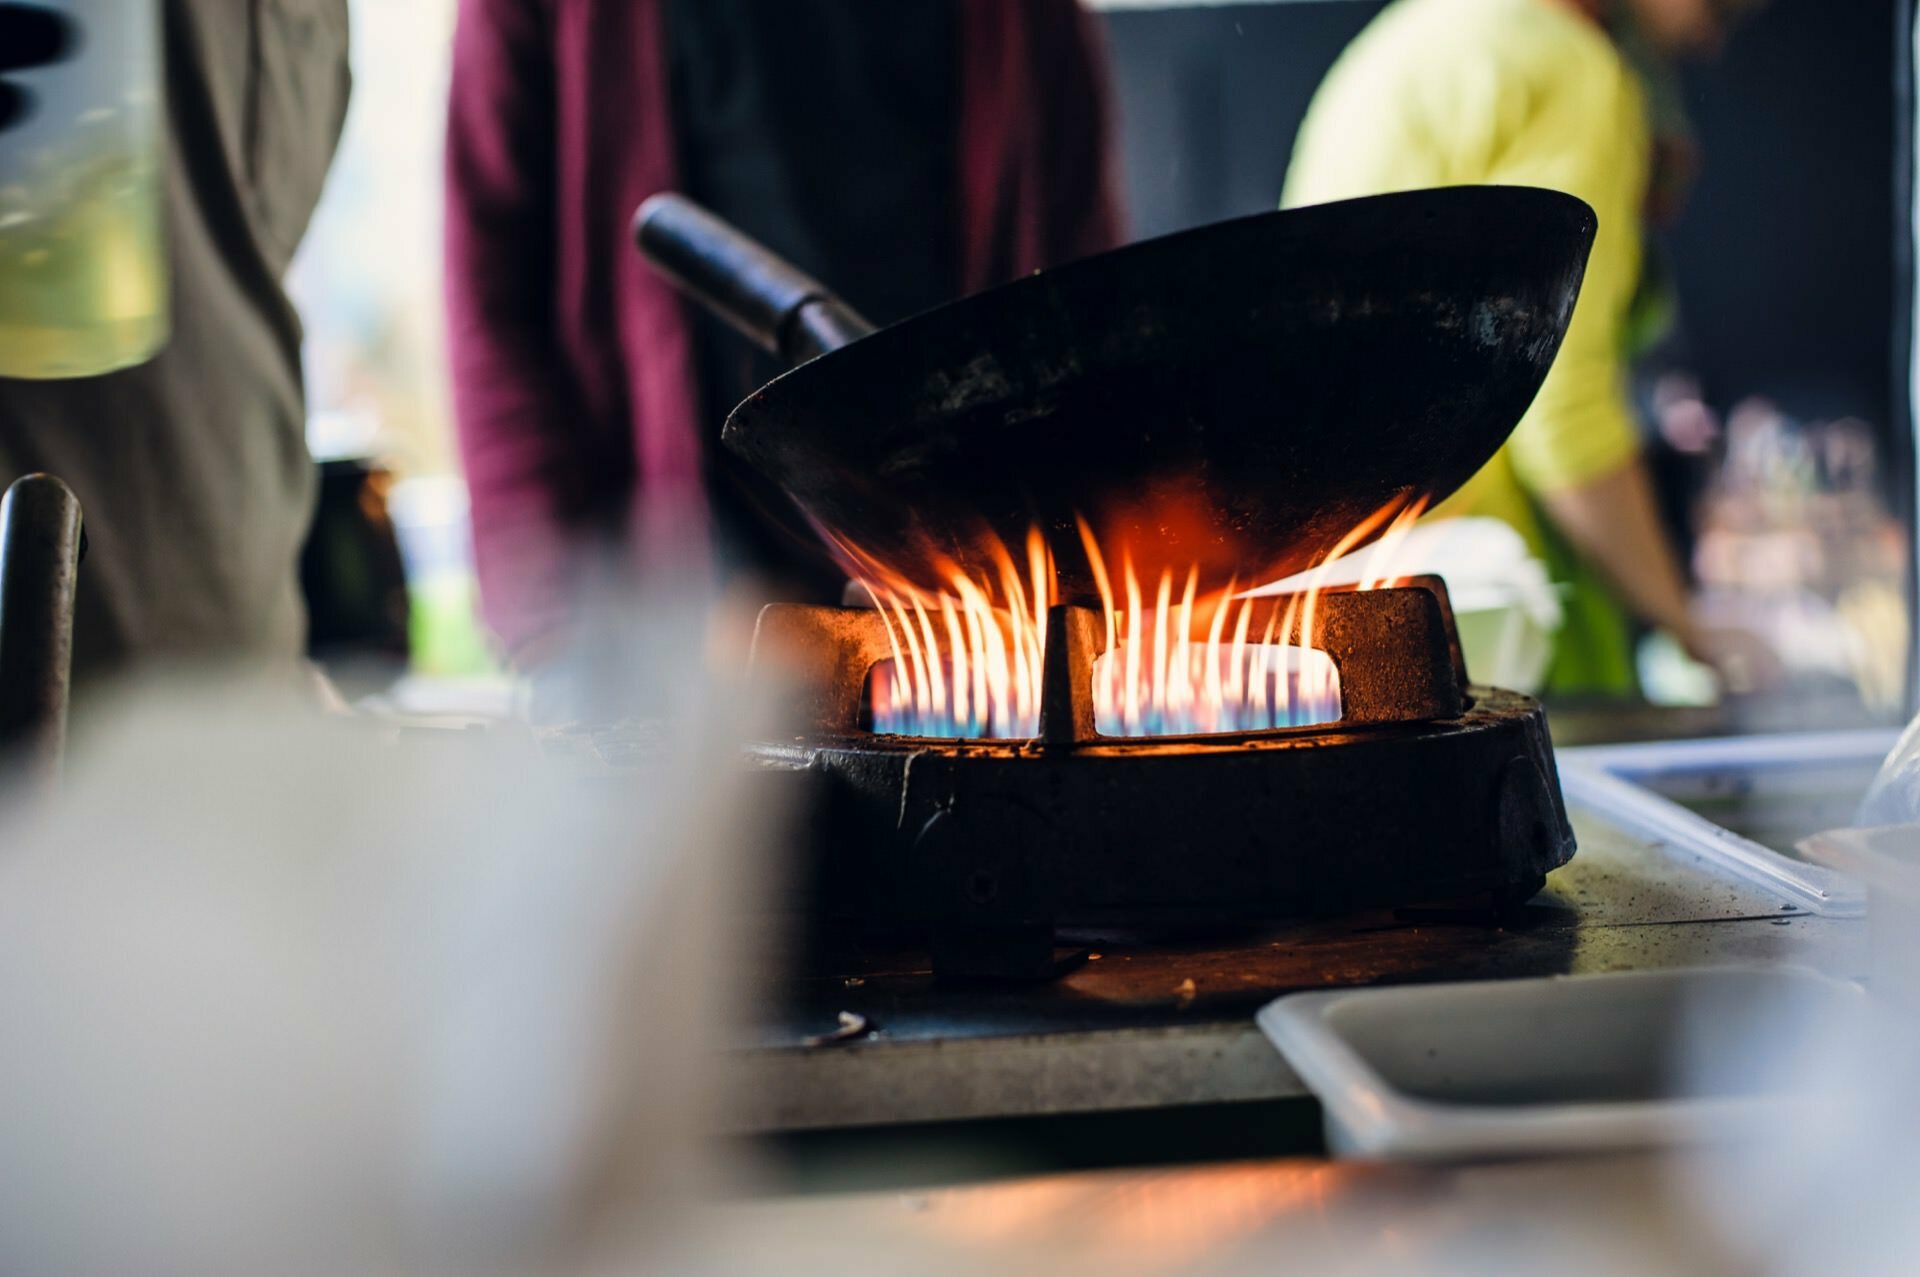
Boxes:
[0,0,168,379]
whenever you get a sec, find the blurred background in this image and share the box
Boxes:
[8,7,1920,1268]
[290,0,1913,731]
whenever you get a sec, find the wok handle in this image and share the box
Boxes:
[633,193,878,366]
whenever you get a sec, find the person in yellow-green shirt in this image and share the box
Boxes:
[1286,0,1768,696]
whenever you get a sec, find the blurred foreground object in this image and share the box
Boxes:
[0,472,81,789]
[0,599,775,1273]
[0,0,167,378]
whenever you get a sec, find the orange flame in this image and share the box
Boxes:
[841,497,1428,740]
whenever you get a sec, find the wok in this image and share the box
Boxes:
[634,186,1595,598]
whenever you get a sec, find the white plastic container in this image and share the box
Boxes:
[1800,823,1920,1010]
[1251,517,1562,693]
[1258,966,1864,1161]
[1448,587,1558,694]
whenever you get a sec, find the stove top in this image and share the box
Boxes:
[747,576,1575,978]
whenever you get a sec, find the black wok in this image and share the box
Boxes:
[634,186,1595,598]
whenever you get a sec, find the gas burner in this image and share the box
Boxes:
[749,575,1575,979]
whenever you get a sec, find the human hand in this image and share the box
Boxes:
[0,4,78,134]
[1680,622,1786,697]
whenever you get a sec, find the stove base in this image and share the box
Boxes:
[755,687,1574,978]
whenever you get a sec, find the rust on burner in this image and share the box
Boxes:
[1038,604,1104,747]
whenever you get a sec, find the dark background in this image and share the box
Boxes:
[1102,0,1899,433]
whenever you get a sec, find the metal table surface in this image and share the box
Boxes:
[709,1150,1768,1275]
[727,808,1868,1133]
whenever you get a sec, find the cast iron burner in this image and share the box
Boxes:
[749,576,1575,980]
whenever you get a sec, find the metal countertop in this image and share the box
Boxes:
[725,808,1868,1133]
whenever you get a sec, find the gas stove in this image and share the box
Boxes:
[749,572,1575,980]
[622,189,1604,982]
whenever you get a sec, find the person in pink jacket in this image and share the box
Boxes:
[444,0,1122,702]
